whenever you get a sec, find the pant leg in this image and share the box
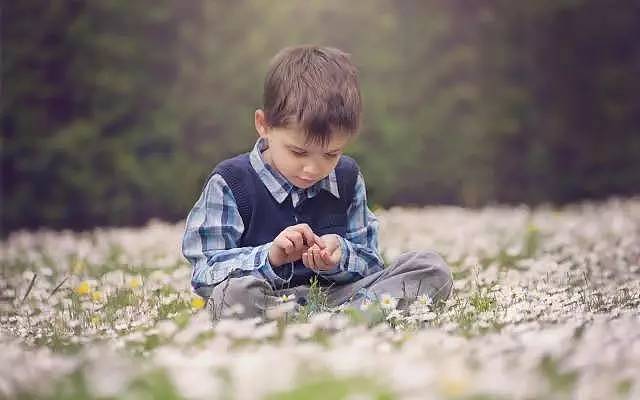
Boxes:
[209,275,311,320]
[326,250,453,308]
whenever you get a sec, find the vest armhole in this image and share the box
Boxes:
[336,156,360,207]
[211,163,252,230]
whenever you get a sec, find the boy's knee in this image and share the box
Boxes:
[211,275,272,319]
[394,250,453,301]
[422,251,451,279]
[419,251,453,301]
[392,250,448,273]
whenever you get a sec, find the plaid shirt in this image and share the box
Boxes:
[182,137,384,293]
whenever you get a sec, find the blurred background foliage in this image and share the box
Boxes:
[2,0,639,233]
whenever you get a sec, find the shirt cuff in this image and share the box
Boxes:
[258,242,294,287]
[318,235,349,276]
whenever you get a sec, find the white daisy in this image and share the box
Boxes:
[386,309,403,321]
[379,293,398,310]
[416,294,433,307]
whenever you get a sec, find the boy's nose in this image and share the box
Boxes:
[302,163,320,176]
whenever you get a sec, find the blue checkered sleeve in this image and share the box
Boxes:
[318,172,384,284]
[181,174,291,295]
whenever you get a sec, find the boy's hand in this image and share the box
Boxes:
[268,224,325,267]
[302,234,342,272]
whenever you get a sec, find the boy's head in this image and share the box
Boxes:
[255,45,362,189]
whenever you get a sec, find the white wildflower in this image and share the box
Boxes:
[379,293,398,311]
[419,311,438,322]
[309,312,333,330]
[386,309,403,321]
[155,320,178,338]
[251,321,278,340]
[265,301,297,320]
[416,294,433,307]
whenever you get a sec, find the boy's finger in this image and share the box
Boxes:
[314,234,326,249]
[313,250,322,270]
[303,252,315,270]
[294,224,317,247]
[296,224,325,249]
[311,249,324,270]
[286,230,304,250]
[278,237,294,255]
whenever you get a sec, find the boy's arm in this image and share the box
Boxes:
[182,174,291,296]
[318,172,384,284]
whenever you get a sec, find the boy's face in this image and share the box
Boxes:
[255,110,352,189]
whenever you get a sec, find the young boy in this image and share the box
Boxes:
[182,45,453,319]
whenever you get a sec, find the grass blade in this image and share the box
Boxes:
[21,273,37,304]
[48,275,69,299]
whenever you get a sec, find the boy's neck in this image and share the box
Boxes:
[261,146,273,168]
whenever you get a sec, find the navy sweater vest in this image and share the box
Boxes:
[211,153,359,286]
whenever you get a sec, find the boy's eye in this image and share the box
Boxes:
[289,148,339,158]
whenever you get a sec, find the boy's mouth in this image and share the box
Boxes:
[297,176,317,184]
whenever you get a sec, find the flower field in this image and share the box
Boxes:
[1,198,639,400]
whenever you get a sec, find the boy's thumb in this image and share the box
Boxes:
[326,238,340,253]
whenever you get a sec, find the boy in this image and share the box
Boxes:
[182,45,453,319]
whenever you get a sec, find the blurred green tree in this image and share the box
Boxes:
[2,0,639,233]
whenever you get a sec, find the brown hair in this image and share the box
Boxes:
[262,45,362,145]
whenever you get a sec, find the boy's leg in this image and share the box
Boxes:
[209,274,309,320]
[326,250,453,309]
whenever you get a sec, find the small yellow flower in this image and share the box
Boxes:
[191,297,206,310]
[278,293,296,303]
[91,290,103,302]
[91,315,101,325]
[72,258,87,274]
[526,223,540,234]
[74,281,91,296]
[439,376,469,397]
[127,277,142,289]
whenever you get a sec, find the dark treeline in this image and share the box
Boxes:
[2,0,640,233]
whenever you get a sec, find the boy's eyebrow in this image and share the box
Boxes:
[287,144,342,153]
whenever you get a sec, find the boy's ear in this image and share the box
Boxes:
[255,109,268,138]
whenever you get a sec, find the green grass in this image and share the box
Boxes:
[538,355,578,394]
[292,276,331,322]
[449,283,503,337]
[267,375,396,400]
[15,368,183,400]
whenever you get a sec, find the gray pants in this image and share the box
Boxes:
[209,250,453,320]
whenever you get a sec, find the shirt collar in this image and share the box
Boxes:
[249,137,340,204]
